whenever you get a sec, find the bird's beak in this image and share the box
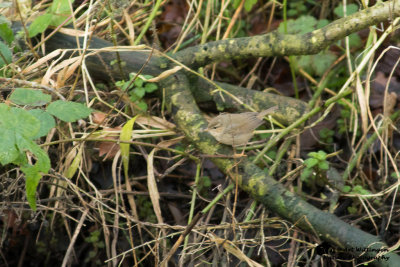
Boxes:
[204,128,210,132]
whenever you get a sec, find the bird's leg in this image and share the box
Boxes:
[233,144,247,158]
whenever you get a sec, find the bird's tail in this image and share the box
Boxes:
[257,106,278,119]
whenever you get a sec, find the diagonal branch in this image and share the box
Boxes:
[173,0,400,68]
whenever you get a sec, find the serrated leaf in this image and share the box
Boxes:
[10,88,51,106]
[28,13,52,37]
[28,109,56,139]
[47,100,92,122]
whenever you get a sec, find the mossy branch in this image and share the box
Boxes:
[172,1,400,68]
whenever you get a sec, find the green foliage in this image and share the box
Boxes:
[137,195,157,223]
[197,176,212,197]
[337,105,351,134]
[47,100,92,122]
[287,1,307,17]
[278,16,335,77]
[0,40,12,68]
[297,51,336,76]
[319,128,335,152]
[0,88,92,210]
[233,0,257,12]
[342,184,372,214]
[0,15,14,45]
[334,4,359,18]
[28,0,75,37]
[301,150,329,182]
[84,230,104,265]
[10,88,52,106]
[116,73,158,111]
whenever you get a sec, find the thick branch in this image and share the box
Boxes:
[161,73,400,267]
[173,1,400,68]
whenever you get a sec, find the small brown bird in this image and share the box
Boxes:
[205,106,277,147]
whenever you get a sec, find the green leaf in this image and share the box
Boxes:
[137,101,148,111]
[352,185,370,195]
[0,129,18,165]
[0,40,12,67]
[334,4,358,18]
[304,158,318,168]
[348,33,361,48]
[18,137,50,210]
[0,22,14,45]
[134,79,144,88]
[8,106,41,139]
[347,206,357,214]
[342,185,351,193]
[0,105,40,164]
[10,88,52,106]
[28,13,53,37]
[307,152,318,158]
[233,0,241,9]
[316,19,329,29]
[316,150,327,160]
[134,87,146,98]
[279,16,317,34]
[28,109,56,139]
[244,0,257,12]
[47,100,92,122]
[144,83,158,93]
[301,168,313,181]
[297,55,313,73]
[318,161,329,170]
[312,51,336,76]
[49,0,75,27]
